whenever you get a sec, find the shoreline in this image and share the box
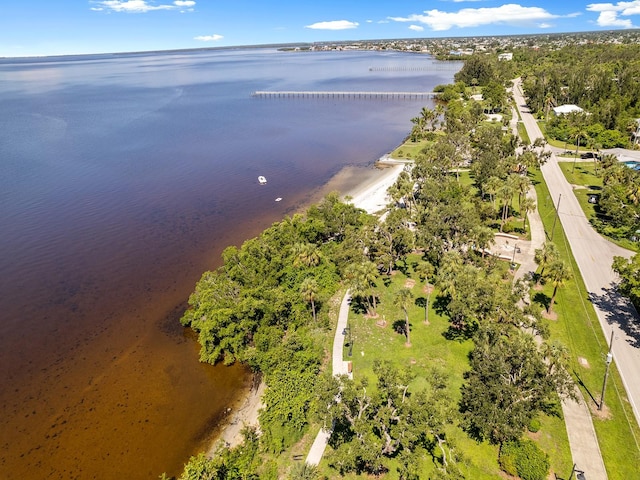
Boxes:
[206,157,408,453]
[347,160,407,213]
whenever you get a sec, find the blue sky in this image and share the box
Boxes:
[1,0,639,57]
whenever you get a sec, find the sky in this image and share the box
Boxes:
[1,0,639,57]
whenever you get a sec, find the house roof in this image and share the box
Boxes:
[553,104,584,115]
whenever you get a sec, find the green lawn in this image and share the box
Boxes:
[517,122,530,145]
[531,169,640,480]
[315,252,571,479]
[390,138,432,159]
[558,161,602,222]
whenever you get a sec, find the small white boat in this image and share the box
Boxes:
[275,197,282,202]
[258,175,267,185]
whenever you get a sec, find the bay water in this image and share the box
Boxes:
[0,47,459,478]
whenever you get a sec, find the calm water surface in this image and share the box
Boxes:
[0,48,459,478]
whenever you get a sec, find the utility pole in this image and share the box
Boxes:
[550,193,561,241]
[598,330,615,411]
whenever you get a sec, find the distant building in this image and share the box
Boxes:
[498,52,513,61]
[552,104,584,115]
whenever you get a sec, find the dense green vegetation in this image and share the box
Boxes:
[516,43,640,149]
[180,194,374,455]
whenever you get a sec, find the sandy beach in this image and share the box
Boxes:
[347,162,406,213]
[206,159,407,453]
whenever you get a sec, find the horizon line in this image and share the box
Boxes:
[2,28,637,60]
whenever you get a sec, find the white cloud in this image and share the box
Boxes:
[538,22,553,28]
[409,24,425,31]
[389,4,560,31]
[305,20,359,30]
[194,34,224,41]
[91,0,195,12]
[586,0,639,28]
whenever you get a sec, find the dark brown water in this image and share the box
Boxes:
[0,48,459,478]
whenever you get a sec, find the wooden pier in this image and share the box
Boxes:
[251,90,438,100]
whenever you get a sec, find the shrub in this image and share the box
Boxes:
[528,417,541,433]
[502,221,515,233]
[499,442,519,476]
[499,439,549,480]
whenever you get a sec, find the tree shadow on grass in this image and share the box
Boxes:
[392,319,407,337]
[432,294,450,318]
[442,322,477,341]
[533,292,551,312]
[588,284,640,349]
[349,297,369,315]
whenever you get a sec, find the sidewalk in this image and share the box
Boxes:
[306,291,352,466]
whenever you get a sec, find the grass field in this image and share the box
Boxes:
[558,161,602,222]
[389,138,431,159]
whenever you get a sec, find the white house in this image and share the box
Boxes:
[552,104,584,115]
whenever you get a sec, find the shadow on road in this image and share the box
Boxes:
[589,285,640,348]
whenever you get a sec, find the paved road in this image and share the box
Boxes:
[306,291,352,466]
[512,79,640,427]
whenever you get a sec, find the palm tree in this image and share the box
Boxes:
[300,277,319,322]
[543,92,556,120]
[534,242,559,287]
[471,225,494,259]
[514,175,531,210]
[520,197,536,234]
[485,176,502,209]
[625,176,640,205]
[292,242,321,268]
[571,128,588,173]
[497,180,515,232]
[420,106,437,132]
[540,340,570,376]
[394,288,414,346]
[345,261,379,317]
[415,261,435,324]
[546,260,572,313]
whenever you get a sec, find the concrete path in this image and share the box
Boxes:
[306,291,352,466]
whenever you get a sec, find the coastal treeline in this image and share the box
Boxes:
[175,68,579,478]
[180,193,371,454]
